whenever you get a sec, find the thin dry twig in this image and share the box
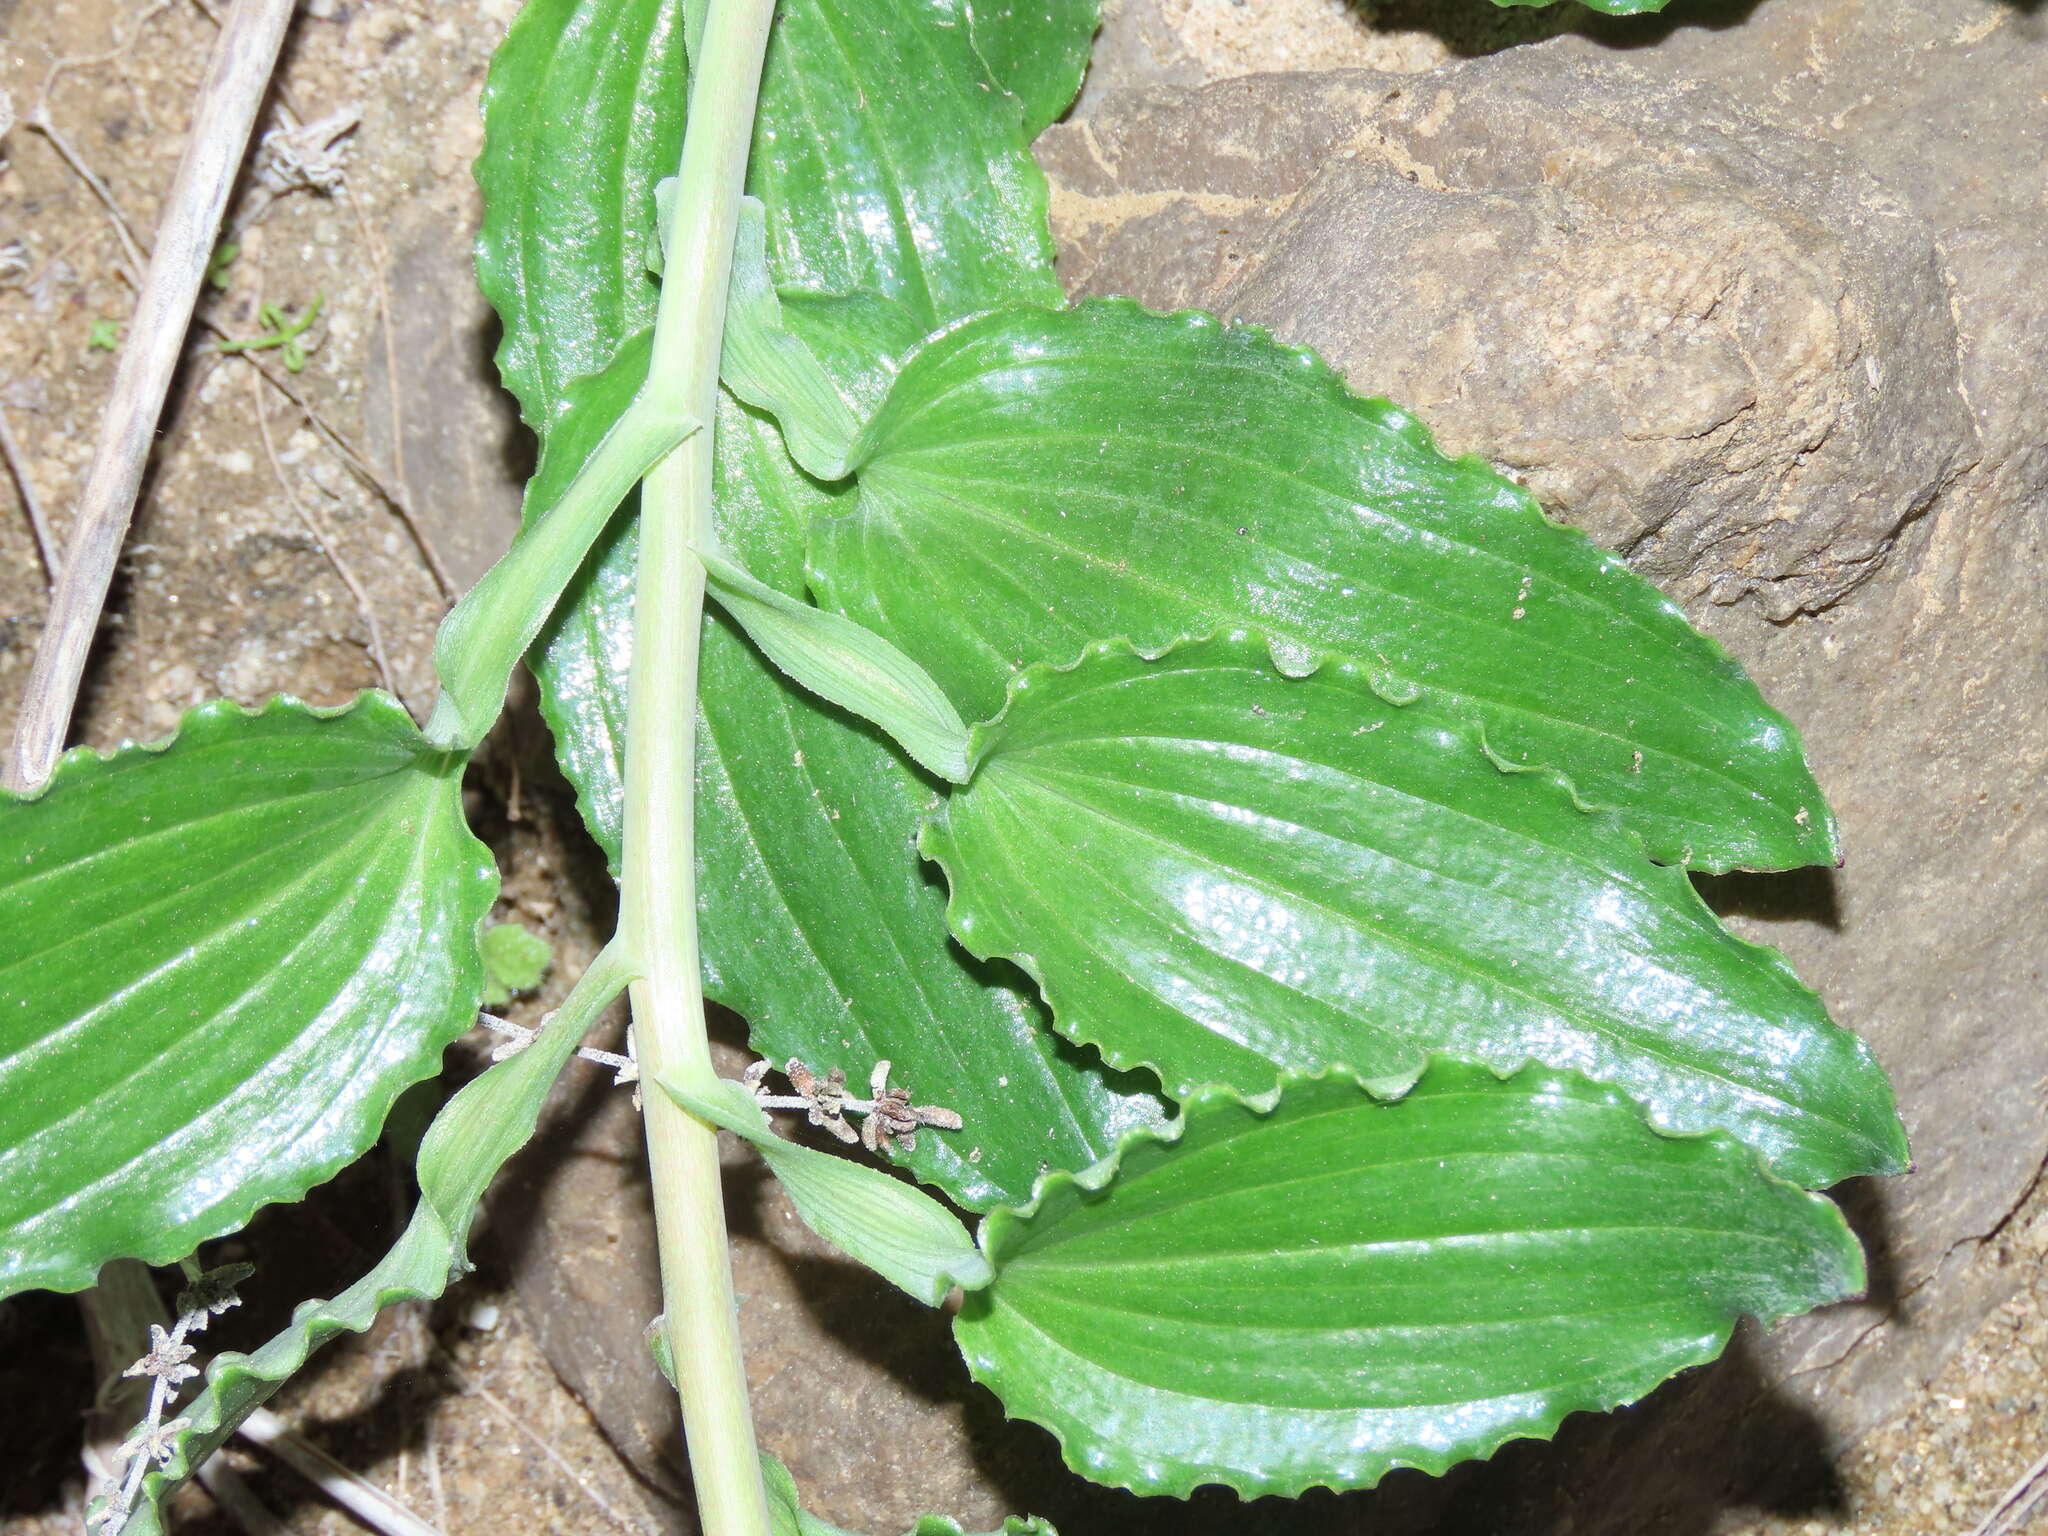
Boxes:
[444,1361,656,1536]
[1966,1445,2048,1536]
[342,184,455,601]
[194,1458,289,1536]
[28,65,457,637]
[247,364,399,698]
[8,0,300,791]
[0,396,59,583]
[204,327,432,539]
[31,0,178,100]
[22,113,150,272]
[20,0,182,265]
[237,1408,445,1536]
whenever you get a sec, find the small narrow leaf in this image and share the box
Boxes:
[958,1061,1865,1499]
[542,393,1163,1210]
[810,300,1837,874]
[700,547,972,783]
[426,331,687,749]
[722,199,863,479]
[665,1078,992,1305]
[776,289,928,420]
[0,694,495,1299]
[924,634,1904,1189]
[110,950,633,1534]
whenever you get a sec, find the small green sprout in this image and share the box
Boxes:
[215,294,324,372]
[479,920,553,1007]
[206,242,240,291]
[87,319,121,351]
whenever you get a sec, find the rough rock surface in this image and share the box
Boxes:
[1043,55,1973,615]
[507,0,2048,1531]
[1032,0,2048,1515]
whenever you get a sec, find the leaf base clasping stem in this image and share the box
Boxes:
[616,2,782,1535]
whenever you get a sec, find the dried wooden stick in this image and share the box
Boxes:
[237,1408,446,1536]
[7,0,297,792]
[0,396,59,584]
[1968,1444,2048,1536]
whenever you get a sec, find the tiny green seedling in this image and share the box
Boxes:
[213,294,322,372]
[0,0,1906,1533]
[87,318,121,351]
[478,920,553,1008]
[205,241,239,291]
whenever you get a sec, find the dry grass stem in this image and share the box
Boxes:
[248,364,400,699]
[8,0,299,791]
[0,396,60,583]
[237,1407,445,1536]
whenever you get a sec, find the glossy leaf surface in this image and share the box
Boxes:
[810,301,1836,873]
[476,0,686,430]
[666,1078,991,1305]
[958,1062,1863,1498]
[111,955,628,1534]
[925,635,1904,1189]
[964,0,1098,136]
[0,695,494,1299]
[691,438,1167,1208]
[700,546,972,784]
[478,0,1160,1208]
[723,200,864,479]
[749,0,1063,325]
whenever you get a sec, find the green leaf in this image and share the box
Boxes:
[722,199,865,479]
[480,0,1159,1210]
[480,922,552,1008]
[923,634,1904,1189]
[426,329,689,750]
[663,1078,991,1305]
[750,0,1064,327]
[809,300,1837,874]
[963,0,1099,137]
[0,694,495,1300]
[475,0,687,430]
[476,0,1060,433]
[109,949,632,1534]
[533,376,1164,1210]
[957,1061,1865,1500]
[700,546,972,783]
[762,1453,1054,1536]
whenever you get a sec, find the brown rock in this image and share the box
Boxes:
[1036,0,2048,1511]
[1041,53,1975,615]
[506,2,2046,1530]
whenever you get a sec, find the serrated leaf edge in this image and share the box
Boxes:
[918,629,1905,1184]
[957,1055,1866,1501]
[0,689,446,805]
[830,294,1839,873]
[1,691,494,1293]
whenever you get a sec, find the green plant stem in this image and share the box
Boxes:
[616,1,781,1534]
[424,393,694,750]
